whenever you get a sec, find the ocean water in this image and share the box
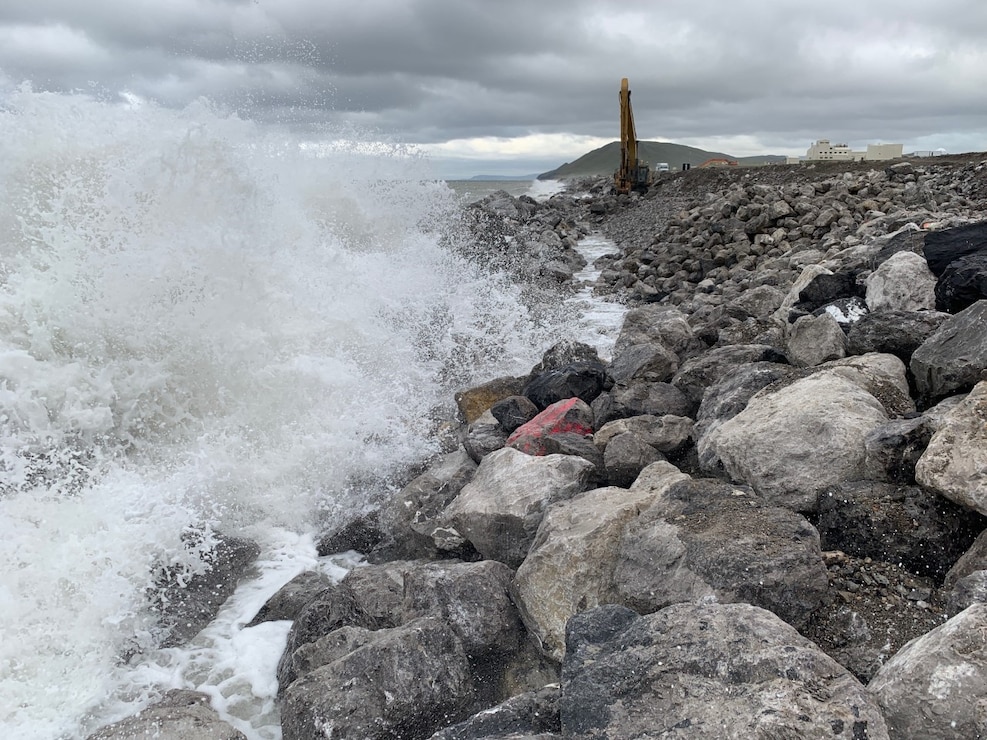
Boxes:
[445,178,565,203]
[0,88,620,739]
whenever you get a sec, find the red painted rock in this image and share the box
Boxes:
[507,397,594,456]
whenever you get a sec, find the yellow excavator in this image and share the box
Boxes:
[613,77,653,195]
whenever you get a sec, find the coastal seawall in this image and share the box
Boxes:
[95,155,987,739]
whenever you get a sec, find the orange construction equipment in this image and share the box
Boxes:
[613,78,653,194]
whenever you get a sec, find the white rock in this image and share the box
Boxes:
[785,312,847,367]
[708,372,888,511]
[916,381,987,515]
[865,251,937,312]
[869,603,987,739]
[440,447,595,567]
[512,461,689,661]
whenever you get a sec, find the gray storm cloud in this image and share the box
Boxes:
[1,0,985,175]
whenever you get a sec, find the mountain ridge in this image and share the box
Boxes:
[538,141,785,180]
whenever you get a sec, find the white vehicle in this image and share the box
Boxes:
[656,162,670,172]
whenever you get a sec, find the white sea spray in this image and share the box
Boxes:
[0,87,610,739]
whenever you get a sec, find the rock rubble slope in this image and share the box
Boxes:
[280,156,987,740]
[91,154,987,740]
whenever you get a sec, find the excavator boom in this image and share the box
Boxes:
[614,77,652,194]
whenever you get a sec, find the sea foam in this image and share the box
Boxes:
[0,87,598,739]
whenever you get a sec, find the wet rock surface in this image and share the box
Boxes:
[86,690,247,740]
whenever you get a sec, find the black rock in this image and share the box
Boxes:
[810,296,868,328]
[923,220,987,276]
[846,309,950,362]
[911,300,987,401]
[935,252,987,313]
[872,227,927,267]
[814,481,985,580]
[490,395,540,434]
[523,361,610,410]
[796,270,861,311]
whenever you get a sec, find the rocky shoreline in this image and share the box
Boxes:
[92,155,987,739]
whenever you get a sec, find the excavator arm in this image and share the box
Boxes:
[614,77,652,194]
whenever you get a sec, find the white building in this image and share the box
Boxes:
[802,139,903,162]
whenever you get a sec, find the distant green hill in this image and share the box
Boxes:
[538,141,785,180]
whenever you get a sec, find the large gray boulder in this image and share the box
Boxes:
[607,342,678,385]
[277,580,385,693]
[613,304,703,359]
[865,249,937,311]
[512,462,689,662]
[428,685,561,740]
[670,344,787,405]
[594,414,693,455]
[600,431,663,487]
[462,409,509,462]
[728,284,787,317]
[911,300,987,401]
[785,312,847,367]
[401,560,522,660]
[694,361,795,471]
[705,366,891,511]
[87,690,245,740]
[869,603,987,739]
[439,447,596,567]
[280,617,476,740]
[374,448,478,560]
[916,380,987,515]
[612,478,828,628]
[590,380,693,427]
[278,558,532,713]
[823,353,915,416]
[561,603,889,739]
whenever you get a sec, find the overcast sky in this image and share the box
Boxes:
[2,0,986,178]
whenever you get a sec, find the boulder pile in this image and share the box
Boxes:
[451,189,594,286]
[92,155,987,739]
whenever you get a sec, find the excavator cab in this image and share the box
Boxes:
[613,78,653,195]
